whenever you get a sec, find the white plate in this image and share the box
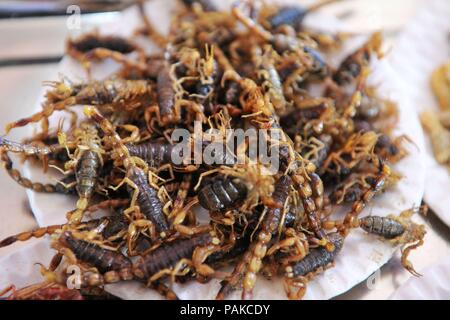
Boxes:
[387,0,450,226]
[20,1,426,299]
[390,255,450,299]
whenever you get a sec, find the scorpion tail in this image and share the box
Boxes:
[341,157,391,236]
[0,224,63,248]
[0,151,59,193]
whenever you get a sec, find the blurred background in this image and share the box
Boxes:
[0,0,447,300]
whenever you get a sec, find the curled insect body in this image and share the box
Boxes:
[420,111,450,168]
[197,177,248,212]
[217,175,292,300]
[5,79,152,135]
[284,232,343,299]
[359,206,427,276]
[66,32,147,74]
[0,282,84,300]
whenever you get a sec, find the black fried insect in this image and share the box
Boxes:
[128,166,169,235]
[134,232,213,278]
[359,216,404,239]
[68,34,137,55]
[285,232,343,278]
[127,140,175,168]
[59,232,132,273]
[197,178,248,212]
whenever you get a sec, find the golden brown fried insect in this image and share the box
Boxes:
[421,111,450,169]
[5,79,153,135]
[51,122,106,223]
[321,131,378,177]
[430,59,450,111]
[217,175,291,300]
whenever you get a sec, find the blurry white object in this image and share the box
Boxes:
[390,256,450,299]
[388,0,450,227]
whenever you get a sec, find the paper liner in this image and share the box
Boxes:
[390,255,450,300]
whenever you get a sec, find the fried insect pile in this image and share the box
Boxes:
[421,59,450,172]
[0,0,423,300]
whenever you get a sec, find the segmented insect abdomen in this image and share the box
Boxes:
[157,66,175,121]
[127,141,174,168]
[75,150,100,199]
[134,233,212,278]
[288,233,343,277]
[198,178,248,212]
[71,35,136,54]
[128,167,169,233]
[360,216,405,239]
[60,232,131,273]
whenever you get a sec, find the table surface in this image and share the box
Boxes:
[1,0,449,300]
